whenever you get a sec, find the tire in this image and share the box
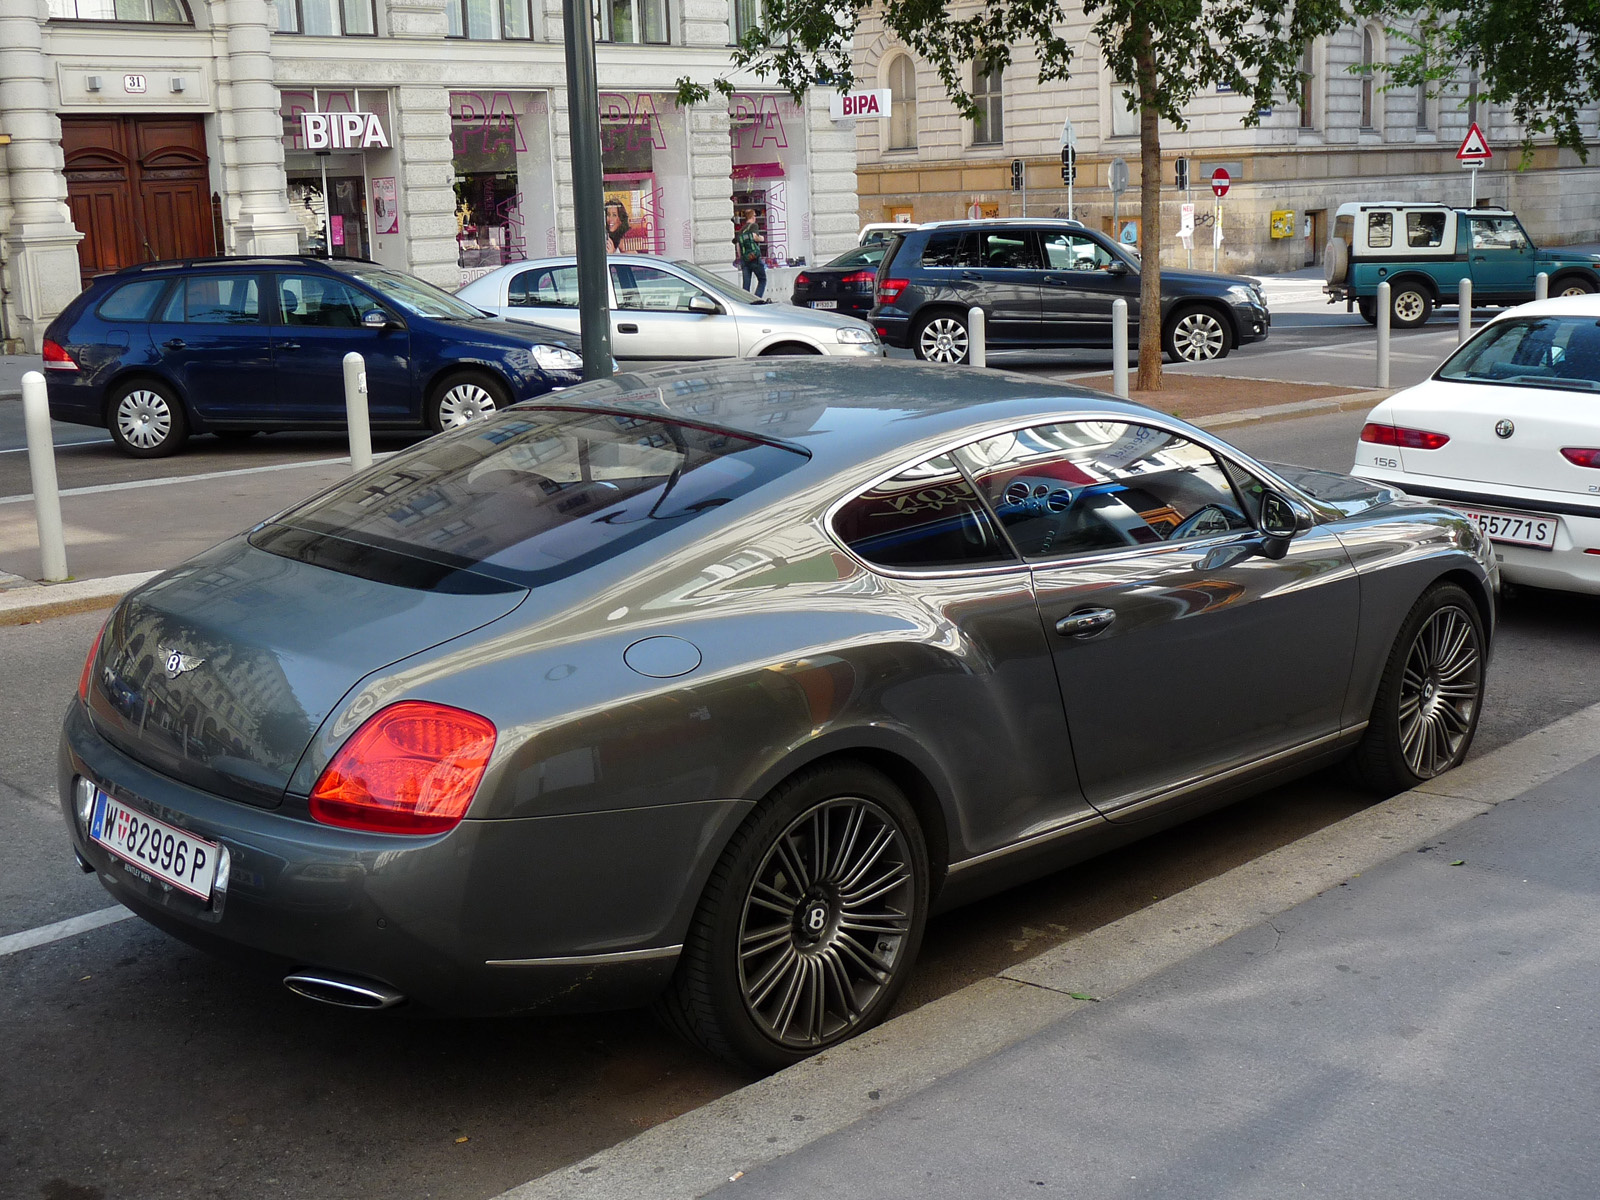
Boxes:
[428,370,509,433]
[1324,236,1350,285]
[913,311,971,365]
[1163,305,1232,363]
[1349,582,1486,795]
[1356,297,1378,325]
[107,379,188,458]
[1390,282,1433,329]
[1553,276,1596,298]
[657,761,930,1072]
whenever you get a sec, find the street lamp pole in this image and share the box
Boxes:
[562,0,614,381]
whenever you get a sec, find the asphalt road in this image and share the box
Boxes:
[7,399,1600,1200]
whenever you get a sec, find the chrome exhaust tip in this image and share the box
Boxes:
[284,970,405,1010]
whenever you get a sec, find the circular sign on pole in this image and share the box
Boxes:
[1211,168,1231,198]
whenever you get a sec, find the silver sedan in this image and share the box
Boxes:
[456,254,885,361]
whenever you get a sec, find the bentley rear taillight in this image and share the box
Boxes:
[309,701,497,835]
[1360,422,1450,451]
[78,620,108,702]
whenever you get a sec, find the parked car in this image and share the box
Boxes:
[789,244,887,320]
[1352,293,1600,594]
[870,219,1270,364]
[41,256,586,457]
[859,221,915,246]
[62,358,1493,1071]
[456,254,883,361]
[1324,201,1600,328]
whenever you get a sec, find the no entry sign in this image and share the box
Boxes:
[1211,168,1231,198]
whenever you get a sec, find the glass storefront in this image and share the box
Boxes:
[451,90,557,285]
[279,89,403,269]
[598,92,691,257]
[729,93,811,267]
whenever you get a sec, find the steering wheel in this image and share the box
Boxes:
[1169,503,1243,541]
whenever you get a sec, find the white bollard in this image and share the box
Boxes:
[1112,299,1130,399]
[343,351,372,473]
[1458,277,1472,344]
[967,306,986,369]
[1376,282,1391,389]
[1536,271,1549,301]
[21,371,69,581]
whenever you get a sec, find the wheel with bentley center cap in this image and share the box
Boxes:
[657,761,929,1071]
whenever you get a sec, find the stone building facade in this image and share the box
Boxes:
[853,14,1600,274]
[0,0,859,351]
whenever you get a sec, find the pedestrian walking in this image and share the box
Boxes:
[737,210,767,298]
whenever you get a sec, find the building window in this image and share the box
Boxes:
[48,0,190,21]
[1111,85,1139,138]
[445,0,535,38]
[732,0,758,41]
[1298,44,1316,129]
[1359,27,1377,130]
[277,0,376,34]
[971,62,1003,145]
[598,0,669,43]
[887,55,917,151]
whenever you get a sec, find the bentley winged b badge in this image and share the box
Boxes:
[160,648,205,679]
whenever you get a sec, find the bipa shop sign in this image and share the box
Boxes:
[300,111,391,151]
[829,89,893,120]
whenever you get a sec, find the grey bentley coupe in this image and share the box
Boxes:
[60,358,1495,1070]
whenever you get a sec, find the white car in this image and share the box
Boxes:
[456,255,883,362]
[1352,295,1600,594]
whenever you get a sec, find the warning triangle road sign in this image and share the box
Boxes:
[1457,122,1492,161]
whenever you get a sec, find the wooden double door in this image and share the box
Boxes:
[62,115,217,288]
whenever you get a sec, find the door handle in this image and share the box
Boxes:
[163,338,186,350]
[1041,276,1069,287]
[278,341,300,351]
[1055,607,1116,638]
[617,323,639,334]
[960,271,982,282]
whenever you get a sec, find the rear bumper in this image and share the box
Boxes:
[60,701,751,1016]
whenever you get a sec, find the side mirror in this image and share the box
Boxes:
[1254,489,1313,559]
[688,294,720,315]
[362,309,390,329]
[1106,260,1131,277]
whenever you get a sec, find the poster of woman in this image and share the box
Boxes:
[372,177,399,235]
[603,186,655,253]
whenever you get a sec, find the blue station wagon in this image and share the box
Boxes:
[42,256,587,456]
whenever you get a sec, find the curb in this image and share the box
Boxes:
[0,571,158,626]
[498,698,1600,1200]
[1193,388,1390,430]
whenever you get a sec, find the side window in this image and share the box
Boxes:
[1041,232,1116,271]
[97,279,170,322]
[276,275,370,328]
[1406,211,1446,249]
[1367,212,1393,250]
[610,264,710,312]
[980,232,1040,270]
[955,421,1253,560]
[832,455,1015,571]
[920,232,974,269]
[508,266,581,308]
[1469,216,1530,251]
[167,275,261,324]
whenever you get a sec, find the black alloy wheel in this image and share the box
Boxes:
[658,762,930,1071]
[1351,582,1485,793]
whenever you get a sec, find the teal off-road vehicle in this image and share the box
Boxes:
[1323,201,1600,327]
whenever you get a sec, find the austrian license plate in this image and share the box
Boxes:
[1449,504,1558,550]
[810,300,838,310]
[90,790,219,899]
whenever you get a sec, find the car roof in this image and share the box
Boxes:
[917,218,1089,232]
[106,255,379,277]
[463,254,695,279]
[1482,294,1600,326]
[1334,202,1512,216]
[529,358,1169,480]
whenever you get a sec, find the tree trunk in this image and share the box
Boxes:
[1135,41,1162,392]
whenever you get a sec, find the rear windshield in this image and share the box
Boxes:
[257,408,808,590]
[1437,317,1600,392]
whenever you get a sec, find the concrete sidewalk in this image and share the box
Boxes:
[0,354,42,400]
[509,701,1600,1200]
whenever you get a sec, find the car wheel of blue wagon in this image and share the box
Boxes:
[107,379,188,458]
[428,370,507,433]
[658,761,931,1071]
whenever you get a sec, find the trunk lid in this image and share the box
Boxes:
[88,536,526,808]
[1266,462,1402,517]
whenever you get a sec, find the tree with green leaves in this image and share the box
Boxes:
[680,0,1354,390]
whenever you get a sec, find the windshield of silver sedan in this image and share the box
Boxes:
[257,409,807,590]
[1438,316,1600,392]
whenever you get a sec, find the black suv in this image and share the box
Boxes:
[870,219,1269,364]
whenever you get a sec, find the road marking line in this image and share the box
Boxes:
[0,905,134,958]
[0,438,114,455]
[0,455,357,506]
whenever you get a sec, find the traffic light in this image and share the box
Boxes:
[1061,146,1076,185]
[1174,157,1190,191]
[1011,159,1024,191]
